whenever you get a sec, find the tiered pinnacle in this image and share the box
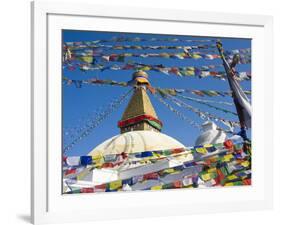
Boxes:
[118,71,163,134]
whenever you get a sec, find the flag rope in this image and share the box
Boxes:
[63,88,133,153]
[158,94,239,132]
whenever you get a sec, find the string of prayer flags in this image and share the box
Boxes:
[63,77,128,88]
[64,140,251,193]
[154,95,202,129]
[63,61,251,80]
[64,43,217,51]
[176,95,233,106]
[174,94,237,115]
[64,140,234,168]
[64,38,216,46]
[156,88,251,98]
[67,50,221,62]
[63,77,251,100]
[65,51,251,63]
[159,95,240,130]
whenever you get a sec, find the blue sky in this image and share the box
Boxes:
[62,30,251,156]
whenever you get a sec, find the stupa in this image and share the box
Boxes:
[88,71,185,156]
[83,71,187,185]
[195,121,227,146]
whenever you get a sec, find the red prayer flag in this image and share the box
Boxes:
[65,168,76,176]
[173,180,183,188]
[242,178,251,185]
[224,140,234,150]
[81,187,94,193]
[143,172,159,180]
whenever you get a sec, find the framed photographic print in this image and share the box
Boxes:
[31,1,274,224]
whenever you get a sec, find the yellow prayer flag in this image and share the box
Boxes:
[80,56,93,64]
[223,154,234,162]
[187,70,195,76]
[201,173,211,181]
[140,66,151,71]
[241,161,250,167]
[187,67,195,71]
[207,168,217,173]
[152,152,161,158]
[196,147,208,154]
[109,180,122,190]
[227,174,238,181]
[151,185,162,190]
[92,154,103,161]
[192,54,202,59]
[164,168,175,174]
[93,157,104,166]
[225,182,234,186]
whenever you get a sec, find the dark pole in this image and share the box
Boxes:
[216,40,248,140]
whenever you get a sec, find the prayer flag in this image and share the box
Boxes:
[66,157,80,166]
[80,156,92,166]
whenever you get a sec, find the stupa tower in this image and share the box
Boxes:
[88,70,184,156]
[118,71,163,133]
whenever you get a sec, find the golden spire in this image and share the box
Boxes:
[118,71,163,133]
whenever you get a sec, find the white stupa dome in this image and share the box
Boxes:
[195,121,227,146]
[88,130,185,156]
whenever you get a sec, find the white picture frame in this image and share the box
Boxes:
[31,1,274,224]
